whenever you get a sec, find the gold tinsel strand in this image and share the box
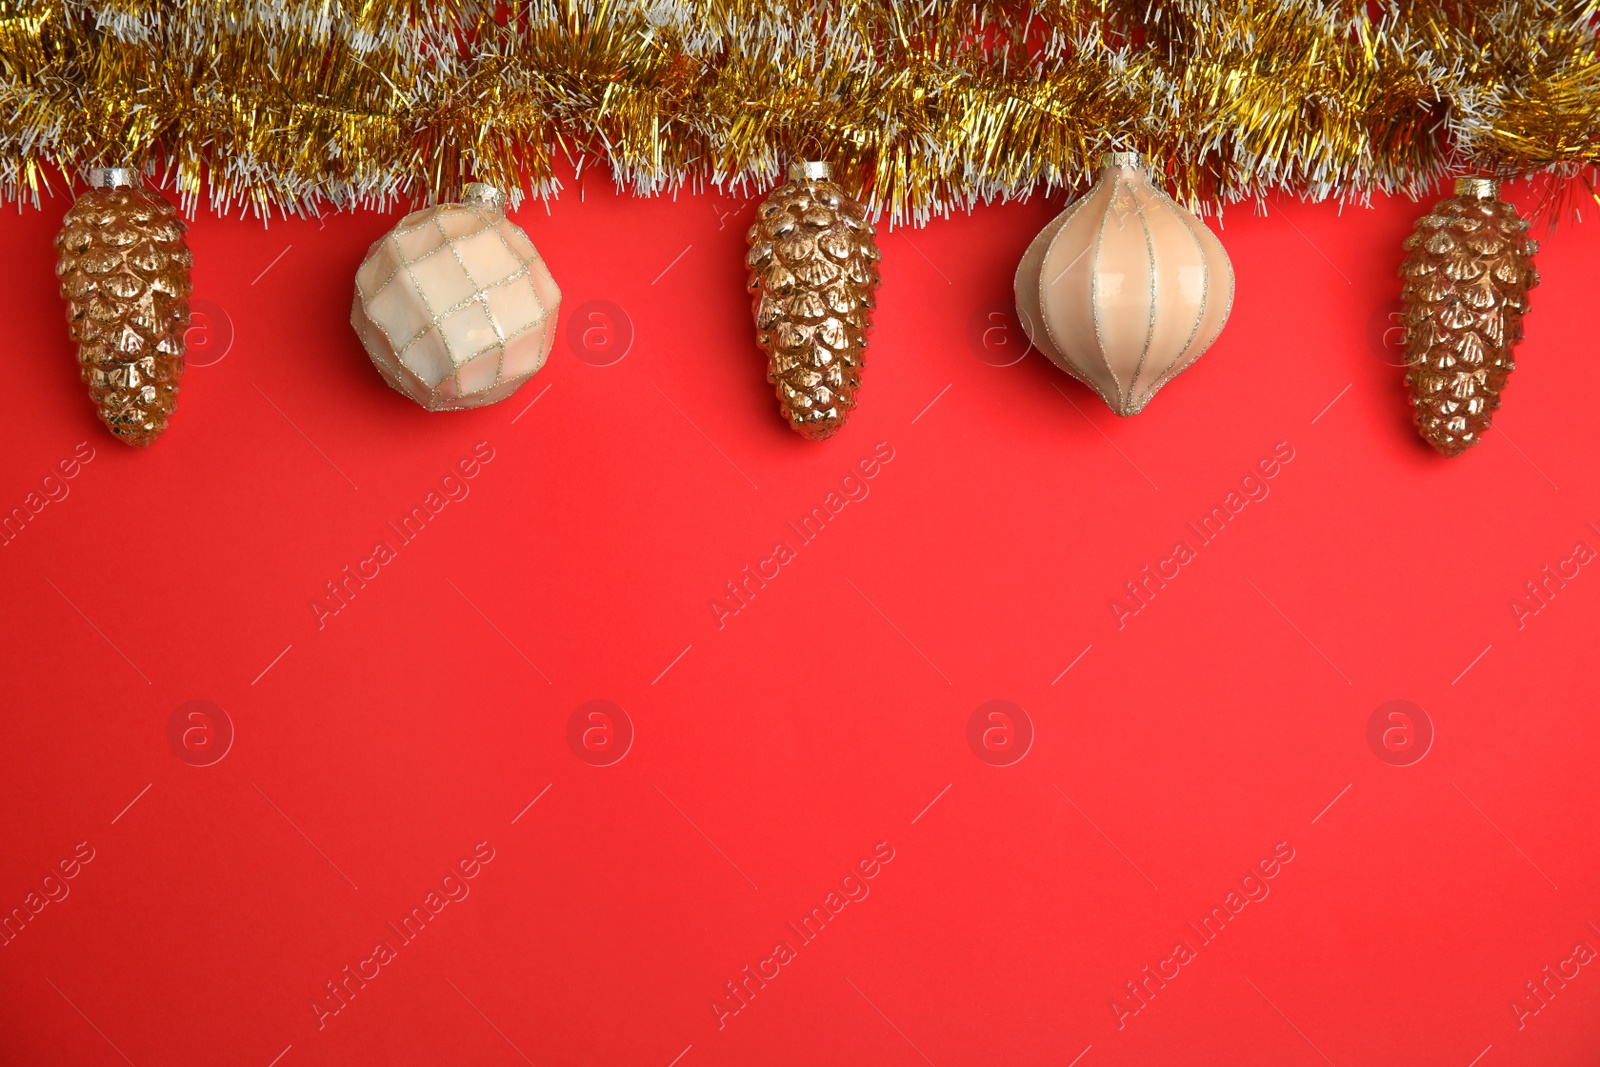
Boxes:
[0,1,1596,223]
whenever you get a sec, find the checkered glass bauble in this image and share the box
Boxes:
[351,184,561,411]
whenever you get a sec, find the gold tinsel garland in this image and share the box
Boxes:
[0,1,1596,223]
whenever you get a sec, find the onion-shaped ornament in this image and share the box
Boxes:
[1015,152,1233,416]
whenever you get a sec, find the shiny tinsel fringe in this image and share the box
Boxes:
[0,1,1595,223]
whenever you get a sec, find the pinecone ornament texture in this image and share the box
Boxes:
[55,169,192,447]
[746,162,880,441]
[1400,178,1537,458]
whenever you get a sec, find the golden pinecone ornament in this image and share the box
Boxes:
[55,167,192,447]
[1400,178,1538,457]
[746,161,880,441]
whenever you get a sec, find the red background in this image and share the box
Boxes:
[2,165,1598,1067]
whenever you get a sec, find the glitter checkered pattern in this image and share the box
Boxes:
[351,196,561,411]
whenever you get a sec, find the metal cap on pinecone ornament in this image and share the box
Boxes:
[87,167,139,190]
[746,160,881,441]
[791,161,833,182]
[1454,177,1498,200]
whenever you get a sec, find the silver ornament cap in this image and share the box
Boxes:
[87,167,138,190]
[1099,151,1147,170]
[462,182,505,211]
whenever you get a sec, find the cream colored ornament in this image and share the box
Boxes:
[351,183,561,411]
[1015,152,1233,416]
